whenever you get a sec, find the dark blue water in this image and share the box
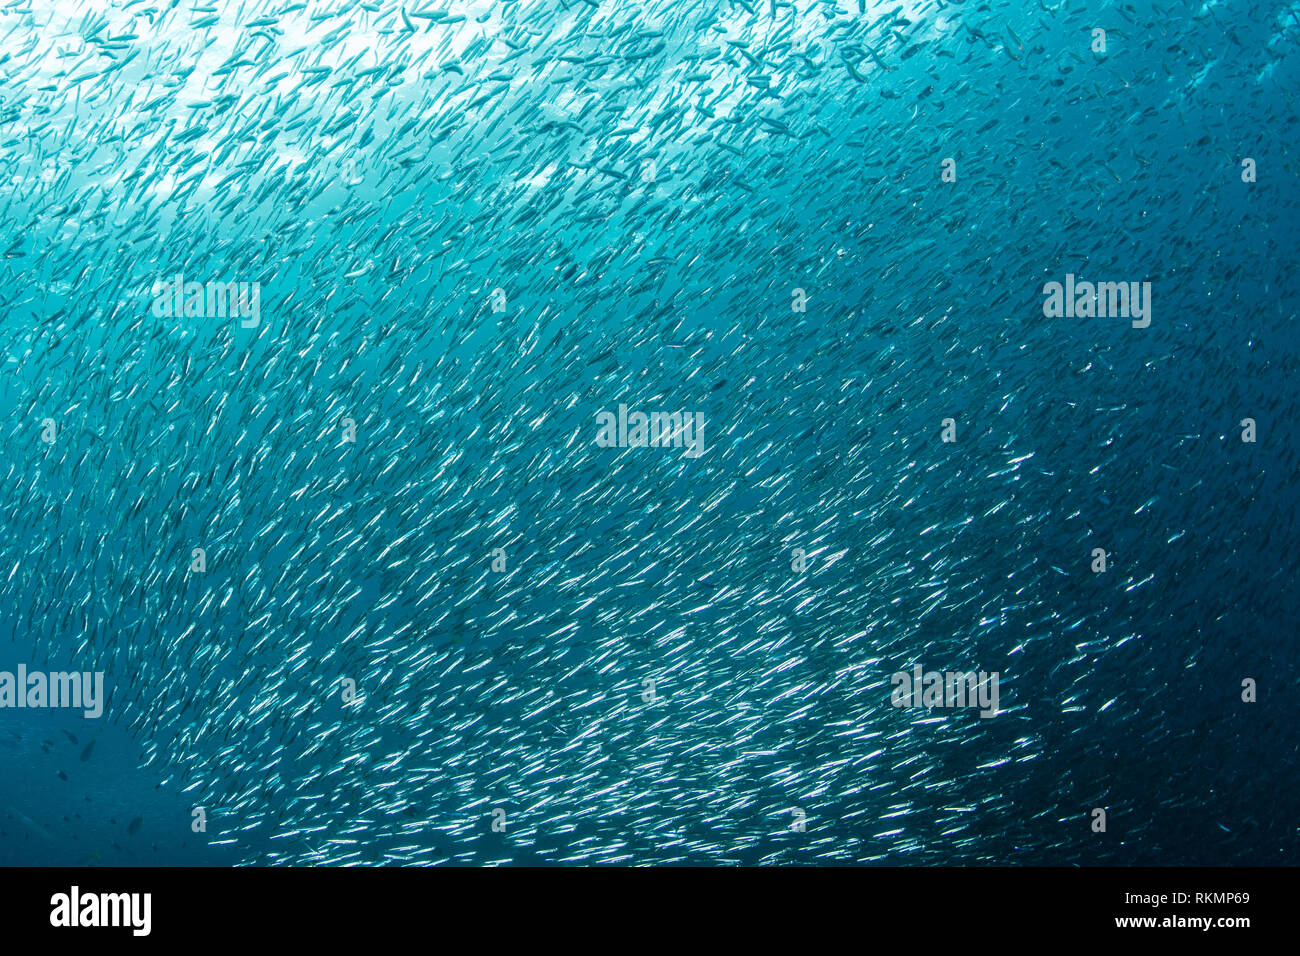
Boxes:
[0,0,1296,865]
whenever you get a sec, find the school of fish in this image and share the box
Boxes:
[0,0,1297,864]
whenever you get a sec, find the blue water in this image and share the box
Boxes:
[0,0,1297,865]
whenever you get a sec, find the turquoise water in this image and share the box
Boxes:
[0,0,1297,865]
